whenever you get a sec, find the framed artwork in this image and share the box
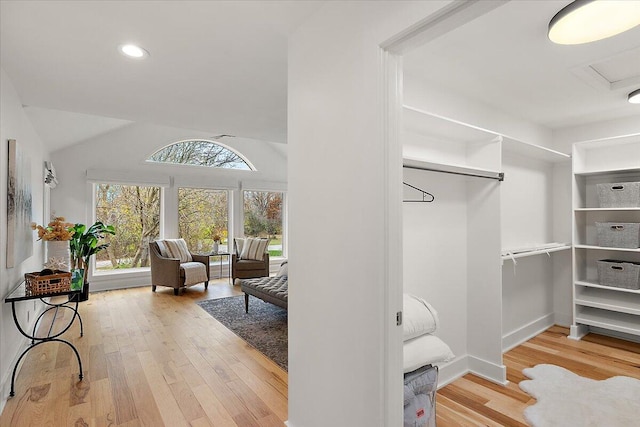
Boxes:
[7,139,33,268]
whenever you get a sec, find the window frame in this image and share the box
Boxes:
[90,181,164,279]
[241,189,287,259]
[146,139,257,171]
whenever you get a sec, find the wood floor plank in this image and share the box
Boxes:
[192,383,239,427]
[105,349,138,424]
[137,350,190,427]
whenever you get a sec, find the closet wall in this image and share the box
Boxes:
[501,151,572,350]
[401,75,572,385]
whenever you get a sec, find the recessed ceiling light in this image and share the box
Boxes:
[118,44,149,59]
[629,89,640,104]
[548,0,640,45]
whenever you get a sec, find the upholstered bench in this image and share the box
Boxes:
[240,275,288,313]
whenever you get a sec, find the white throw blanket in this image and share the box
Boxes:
[403,294,439,341]
[180,262,208,286]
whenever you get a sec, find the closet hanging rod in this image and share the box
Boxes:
[403,159,504,182]
[403,182,434,203]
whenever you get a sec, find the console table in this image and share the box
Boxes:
[4,281,84,397]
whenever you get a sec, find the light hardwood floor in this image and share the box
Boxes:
[1,281,287,427]
[2,283,640,426]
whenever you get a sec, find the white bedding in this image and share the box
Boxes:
[403,293,439,341]
[403,334,455,373]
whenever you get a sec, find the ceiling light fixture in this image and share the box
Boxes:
[629,89,640,104]
[548,0,640,45]
[118,44,149,59]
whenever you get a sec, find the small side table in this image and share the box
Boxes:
[4,281,84,397]
[210,252,232,285]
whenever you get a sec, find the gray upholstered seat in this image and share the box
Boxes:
[240,275,288,312]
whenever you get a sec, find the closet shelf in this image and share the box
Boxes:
[576,281,640,295]
[501,244,571,261]
[576,291,640,316]
[574,166,640,177]
[575,207,640,212]
[402,104,570,163]
[574,244,640,253]
[576,309,640,336]
[403,158,503,181]
[501,136,570,163]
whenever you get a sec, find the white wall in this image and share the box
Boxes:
[0,68,49,411]
[500,151,569,348]
[50,121,287,225]
[288,2,451,426]
[49,121,287,290]
[403,169,468,379]
[404,73,555,151]
[552,115,640,153]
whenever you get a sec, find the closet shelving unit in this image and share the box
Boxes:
[570,136,640,340]
[403,104,571,262]
[402,104,571,384]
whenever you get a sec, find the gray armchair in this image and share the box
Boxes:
[149,240,209,295]
[231,238,269,281]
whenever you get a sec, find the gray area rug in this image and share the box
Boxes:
[197,295,288,371]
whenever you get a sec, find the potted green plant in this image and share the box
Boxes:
[69,221,115,301]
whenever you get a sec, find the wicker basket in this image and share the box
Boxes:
[24,271,72,296]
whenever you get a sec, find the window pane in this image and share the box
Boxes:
[148,140,252,170]
[178,188,229,253]
[95,184,161,271]
[243,191,283,256]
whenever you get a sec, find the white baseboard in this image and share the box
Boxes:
[90,270,231,293]
[437,353,507,388]
[502,312,555,353]
[467,355,508,385]
[436,355,469,388]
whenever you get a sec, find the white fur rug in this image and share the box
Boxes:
[519,364,640,427]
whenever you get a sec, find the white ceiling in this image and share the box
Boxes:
[1,1,639,152]
[403,0,640,130]
[0,0,324,149]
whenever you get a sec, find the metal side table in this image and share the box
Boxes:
[4,281,84,397]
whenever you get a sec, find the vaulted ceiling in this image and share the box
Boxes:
[1,1,639,152]
[0,1,324,150]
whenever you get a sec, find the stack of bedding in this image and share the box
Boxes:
[403,294,454,427]
[403,293,455,373]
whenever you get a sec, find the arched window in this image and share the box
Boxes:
[148,139,254,170]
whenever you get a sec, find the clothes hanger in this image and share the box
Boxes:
[403,182,434,203]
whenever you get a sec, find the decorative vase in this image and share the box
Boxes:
[45,240,71,271]
[71,268,84,291]
[213,242,219,254]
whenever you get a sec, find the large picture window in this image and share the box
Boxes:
[95,184,161,271]
[243,190,284,256]
[178,188,229,253]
